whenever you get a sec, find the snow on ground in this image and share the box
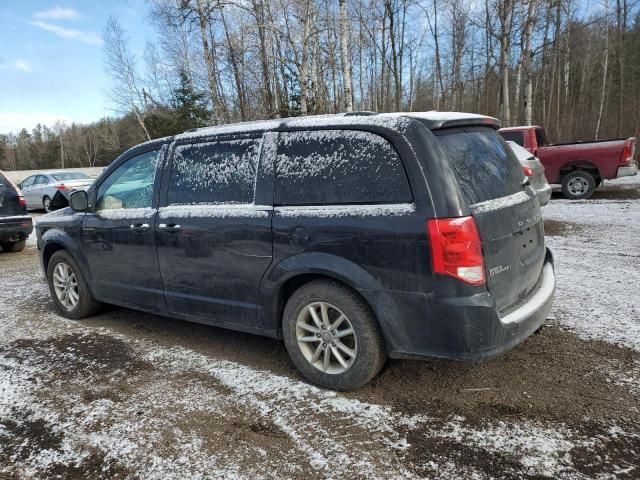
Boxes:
[543,176,640,351]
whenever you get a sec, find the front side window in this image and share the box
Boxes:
[21,176,35,188]
[167,138,261,205]
[96,150,160,211]
[275,130,412,206]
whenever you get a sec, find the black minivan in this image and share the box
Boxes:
[37,112,555,390]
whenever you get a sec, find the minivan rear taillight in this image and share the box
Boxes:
[19,196,27,207]
[522,165,534,177]
[427,216,486,285]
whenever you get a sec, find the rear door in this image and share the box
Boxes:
[155,135,273,327]
[435,127,545,312]
[32,175,50,208]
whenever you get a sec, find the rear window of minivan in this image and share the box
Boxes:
[436,127,523,205]
[275,130,412,206]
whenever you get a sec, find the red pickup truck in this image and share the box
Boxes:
[499,126,637,199]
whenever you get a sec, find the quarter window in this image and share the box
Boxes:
[275,130,412,205]
[167,138,261,205]
[96,150,160,211]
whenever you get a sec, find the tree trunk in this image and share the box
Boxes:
[385,0,401,111]
[194,0,223,124]
[498,0,513,126]
[253,0,275,118]
[339,0,354,112]
[595,5,609,140]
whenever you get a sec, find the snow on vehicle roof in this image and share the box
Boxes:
[173,111,499,141]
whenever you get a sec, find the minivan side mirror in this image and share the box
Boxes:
[69,190,88,212]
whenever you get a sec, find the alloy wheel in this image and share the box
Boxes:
[52,262,80,310]
[296,302,357,374]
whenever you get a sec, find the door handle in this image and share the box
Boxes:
[158,223,182,233]
[130,223,150,233]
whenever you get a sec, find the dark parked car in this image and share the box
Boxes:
[0,170,33,252]
[36,112,555,390]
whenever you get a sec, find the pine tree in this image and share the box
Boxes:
[173,69,210,131]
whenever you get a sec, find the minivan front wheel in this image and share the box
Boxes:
[282,280,386,390]
[47,250,101,319]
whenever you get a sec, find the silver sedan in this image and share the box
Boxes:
[507,141,552,206]
[18,171,94,212]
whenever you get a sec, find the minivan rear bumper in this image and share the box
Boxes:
[367,248,555,362]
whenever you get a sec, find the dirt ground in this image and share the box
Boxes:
[1,178,639,479]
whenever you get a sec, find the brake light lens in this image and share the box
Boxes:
[55,184,68,190]
[620,141,635,165]
[427,216,486,285]
[18,196,27,207]
[522,165,534,177]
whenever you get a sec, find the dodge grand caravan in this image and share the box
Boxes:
[36,112,555,390]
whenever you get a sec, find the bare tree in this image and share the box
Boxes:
[339,0,354,112]
[103,16,151,140]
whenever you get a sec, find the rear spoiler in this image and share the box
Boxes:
[399,112,502,131]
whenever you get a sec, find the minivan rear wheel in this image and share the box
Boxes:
[282,280,386,390]
[47,250,101,319]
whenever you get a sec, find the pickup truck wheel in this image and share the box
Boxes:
[0,240,26,253]
[561,171,596,200]
[47,250,102,319]
[282,280,387,391]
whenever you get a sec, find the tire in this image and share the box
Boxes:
[561,171,596,200]
[0,240,26,253]
[282,280,386,390]
[43,196,52,212]
[46,250,102,319]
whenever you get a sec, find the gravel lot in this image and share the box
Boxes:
[1,178,639,479]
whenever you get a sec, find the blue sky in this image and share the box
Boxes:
[0,1,154,134]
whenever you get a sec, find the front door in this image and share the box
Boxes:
[82,148,166,309]
[19,176,37,208]
[156,135,273,327]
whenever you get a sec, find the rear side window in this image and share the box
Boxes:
[275,130,412,205]
[436,128,523,205]
[500,130,525,146]
[167,138,261,205]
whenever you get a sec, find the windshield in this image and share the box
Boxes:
[52,172,91,181]
[436,127,524,205]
